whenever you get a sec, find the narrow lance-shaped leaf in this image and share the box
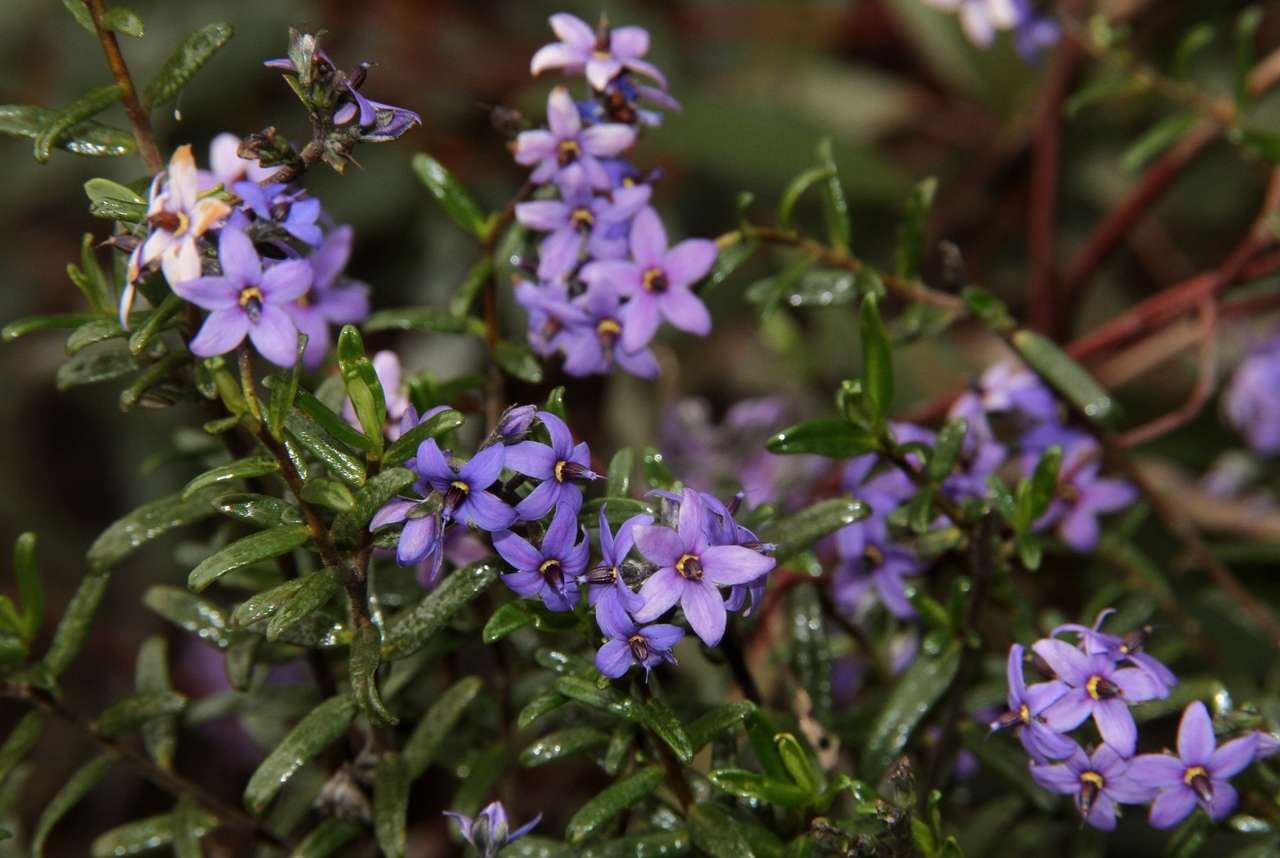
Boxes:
[336,325,386,455]
[136,636,178,770]
[927,418,968,483]
[213,493,305,530]
[143,23,235,107]
[268,338,306,440]
[87,487,225,571]
[605,448,633,499]
[187,524,310,592]
[708,769,813,809]
[266,569,339,641]
[34,84,123,163]
[860,644,962,779]
[102,7,144,38]
[0,105,133,158]
[43,571,109,677]
[351,620,397,726]
[373,753,409,858]
[688,802,757,858]
[294,387,374,451]
[285,410,367,486]
[860,294,893,423]
[364,307,485,336]
[1011,330,1114,423]
[895,177,937,280]
[13,533,41,642]
[289,819,363,858]
[767,419,879,458]
[243,695,358,814]
[778,165,834,231]
[520,726,610,768]
[60,0,96,34]
[384,408,464,466]
[764,498,869,563]
[450,256,494,317]
[0,713,43,785]
[94,691,188,739]
[330,468,414,547]
[181,456,280,500]
[642,697,694,763]
[687,702,757,753]
[32,755,113,857]
[382,560,499,659]
[412,152,488,238]
[171,795,202,858]
[817,137,852,251]
[565,765,665,845]
[403,676,484,778]
[495,339,544,383]
[143,586,231,648]
[89,808,219,858]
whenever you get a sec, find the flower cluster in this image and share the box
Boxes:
[512,13,717,379]
[921,0,1059,59]
[994,609,1276,830]
[371,407,777,678]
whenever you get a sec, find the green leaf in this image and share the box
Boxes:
[95,691,187,738]
[1018,445,1061,527]
[1010,330,1114,423]
[702,238,757,296]
[294,388,374,451]
[1064,76,1144,116]
[143,586,231,648]
[687,702,757,753]
[231,576,307,628]
[289,818,363,858]
[767,419,879,458]
[102,7,144,38]
[142,23,235,107]
[13,533,41,642]
[520,726,610,767]
[214,493,305,530]
[605,448,633,499]
[363,307,484,336]
[403,676,484,779]
[450,256,494,317]
[555,676,641,721]
[127,293,184,356]
[778,165,834,231]
[1122,113,1197,173]
[708,769,813,809]
[861,644,962,779]
[579,830,690,858]
[182,456,280,500]
[581,498,656,529]
[56,347,139,390]
[188,525,310,592]
[517,689,567,731]
[90,809,218,858]
[33,755,113,857]
[135,636,178,770]
[412,153,488,237]
[43,571,109,676]
[0,105,133,158]
[1234,127,1280,163]
[565,766,665,845]
[859,294,893,422]
[243,695,358,814]
[60,0,95,33]
[641,697,694,763]
[84,177,143,208]
[171,795,202,858]
[88,487,225,572]
[330,468,414,546]
[382,560,499,659]
[640,447,677,490]
[384,408,465,466]
[495,339,544,383]
[927,418,968,482]
[816,138,852,251]
[688,802,757,858]
[285,411,367,486]
[0,712,42,784]
[268,346,305,441]
[482,600,579,643]
[351,620,397,726]
[450,745,509,819]
[373,752,409,858]
[764,498,870,563]
[34,84,122,163]
[336,325,386,454]
[895,177,937,279]
[960,287,1016,333]
[300,478,355,512]
[790,586,833,724]
[3,312,99,342]
[775,732,819,794]
[268,569,339,641]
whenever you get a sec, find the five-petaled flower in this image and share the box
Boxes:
[504,411,600,521]
[443,801,540,858]
[1127,701,1258,828]
[513,86,636,190]
[1029,742,1152,831]
[990,643,1077,762]
[287,225,370,367]
[172,227,311,367]
[633,488,775,646]
[583,507,648,634]
[495,502,589,611]
[530,12,668,92]
[1051,609,1178,695]
[595,614,683,678]
[411,439,516,532]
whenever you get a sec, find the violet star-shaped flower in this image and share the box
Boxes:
[633,488,776,646]
[1029,742,1152,831]
[1033,441,1136,551]
[595,615,684,678]
[989,643,1076,762]
[443,801,540,858]
[172,228,310,367]
[1127,701,1258,828]
[832,542,922,620]
[513,86,636,190]
[495,502,588,612]
[1051,608,1178,695]
[530,13,668,91]
[122,145,232,326]
[233,181,323,246]
[583,507,648,635]
[369,497,444,587]
[580,208,717,352]
[558,286,660,379]
[515,279,574,357]
[412,439,516,532]
[287,226,370,367]
[517,178,651,282]
[1032,637,1165,757]
[504,411,600,521]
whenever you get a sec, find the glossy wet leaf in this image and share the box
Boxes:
[34,85,122,164]
[0,105,133,158]
[32,755,113,857]
[555,676,640,722]
[187,525,310,592]
[243,695,357,815]
[182,456,280,500]
[3,312,99,342]
[43,570,110,676]
[382,560,499,659]
[604,448,633,499]
[927,418,968,482]
[403,675,484,778]
[482,600,579,643]
[520,726,610,767]
[517,689,568,731]
[284,410,366,486]
[267,570,339,641]
[364,307,484,336]
[294,388,373,451]
[95,691,187,739]
[0,712,42,785]
[764,498,870,563]
[412,152,488,237]
[12,532,41,642]
[817,137,852,251]
[56,347,138,390]
[687,802,757,858]
[859,295,894,422]
[641,697,694,763]
[351,620,397,726]
[580,829,691,857]
[687,702,758,753]
[143,23,235,107]
[330,468,414,546]
[135,636,178,769]
[565,765,664,845]
[374,752,409,858]
[861,644,961,779]
[336,325,386,454]
[895,177,936,280]
[89,808,218,858]
[495,339,544,383]
[767,419,878,458]
[213,493,305,530]
[384,408,465,466]
[778,165,834,230]
[143,586,231,649]
[290,818,362,858]
[1011,330,1114,423]
[709,769,813,808]
[87,487,224,571]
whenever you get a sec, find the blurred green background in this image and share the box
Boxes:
[2,0,1278,854]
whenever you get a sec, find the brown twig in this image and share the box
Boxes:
[83,0,162,173]
[478,182,533,431]
[3,683,294,851]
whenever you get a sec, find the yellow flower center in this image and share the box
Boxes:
[642,267,668,293]
[556,139,581,165]
[570,207,595,230]
[1080,771,1104,789]
[675,553,703,581]
[1183,765,1208,786]
[554,460,568,482]
[1085,675,1120,700]
[450,480,470,495]
[864,544,884,566]
[1018,704,1030,724]
[596,318,622,341]
[238,287,264,309]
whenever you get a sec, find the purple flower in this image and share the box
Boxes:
[204,133,274,188]
[504,411,600,521]
[1029,743,1152,831]
[921,0,1020,48]
[444,801,540,858]
[232,181,323,247]
[990,643,1076,762]
[529,13,667,92]
[287,226,370,367]
[172,228,311,367]
[1033,441,1136,552]
[333,63,422,142]
[633,488,776,646]
[1051,609,1178,695]
[513,86,636,190]
[123,145,232,325]
[1013,0,1060,60]
[1225,337,1280,455]
[516,177,651,282]
[1128,701,1259,828]
[370,498,444,586]
[495,503,588,612]
[973,361,1058,424]
[495,404,539,443]
[595,615,684,678]
[584,507,648,635]
[515,278,574,357]
[832,543,922,620]
[558,286,660,379]
[1032,638,1166,757]
[580,208,717,352]
[412,439,516,532]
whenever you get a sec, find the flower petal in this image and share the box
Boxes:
[515,478,561,522]
[1125,754,1185,789]
[1032,638,1092,686]
[549,12,595,49]
[681,579,727,647]
[459,491,517,532]
[503,441,556,480]
[629,207,667,266]
[701,545,775,587]
[189,308,248,357]
[1093,698,1137,758]
[1041,689,1092,732]
[1028,761,1080,795]
[659,288,711,336]
[171,276,240,310]
[634,524,683,568]
[581,123,637,158]
[247,304,299,367]
[546,86,581,139]
[460,443,506,490]
[262,259,313,303]
[531,41,587,76]
[1210,733,1258,779]
[1149,786,1196,829]
[663,239,717,289]
[219,227,262,284]
[1177,701,1216,767]
[595,638,635,678]
[633,567,683,623]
